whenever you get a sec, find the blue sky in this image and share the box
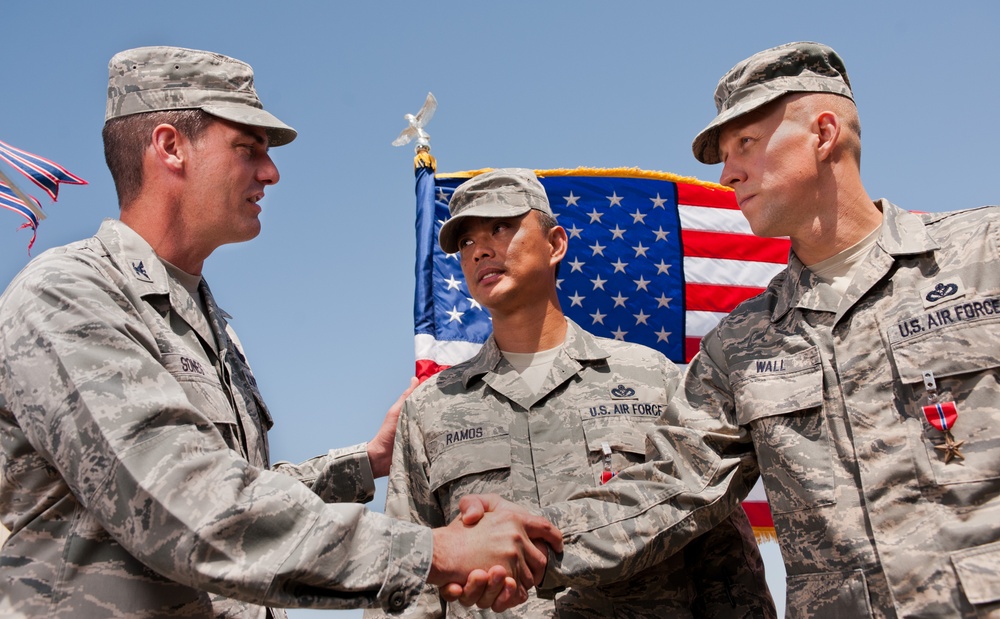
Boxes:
[4,2,999,616]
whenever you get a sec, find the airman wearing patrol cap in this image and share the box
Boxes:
[529,42,1000,617]
[105,46,297,146]
[0,47,561,619]
[370,168,776,619]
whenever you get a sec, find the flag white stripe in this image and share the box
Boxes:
[679,203,753,234]
[415,333,483,366]
[685,310,728,338]
[684,256,785,287]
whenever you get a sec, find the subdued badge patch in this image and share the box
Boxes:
[610,384,637,400]
[921,278,965,309]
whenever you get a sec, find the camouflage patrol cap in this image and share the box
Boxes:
[692,41,853,164]
[106,46,297,146]
[439,168,553,254]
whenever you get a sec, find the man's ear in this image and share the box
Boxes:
[815,110,841,162]
[150,124,186,172]
[549,224,568,265]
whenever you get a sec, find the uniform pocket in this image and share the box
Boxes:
[785,569,873,618]
[731,348,832,515]
[952,540,1000,613]
[428,434,511,494]
[580,415,648,486]
[891,319,1000,486]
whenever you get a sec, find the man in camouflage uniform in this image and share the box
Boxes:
[369,168,775,618]
[0,46,561,619]
[461,42,1000,617]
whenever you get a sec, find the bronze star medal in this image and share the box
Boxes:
[934,432,966,463]
[921,371,964,465]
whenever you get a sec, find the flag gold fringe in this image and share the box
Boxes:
[752,527,778,544]
[414,150,436,172]
[437,166,733,194]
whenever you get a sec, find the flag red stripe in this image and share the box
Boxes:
[684,337,701,362]
[682,230,790,264]
[741,501,775,528]
[416,359,450,382]
[685,282,767,314]
[676,182,738,210]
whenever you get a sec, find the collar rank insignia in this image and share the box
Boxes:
[131,259,153,283]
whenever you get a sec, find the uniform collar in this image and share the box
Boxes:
[460,318,609,386]
[95,218,220,354]
[772,200,939,322]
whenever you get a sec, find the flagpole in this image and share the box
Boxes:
[0,166,45,222]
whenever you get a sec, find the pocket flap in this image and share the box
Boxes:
[731,347,824,425]
[429,437,511,492]
[580,420,647,455]
[892,321,1000,385]
[952,540,1000,605]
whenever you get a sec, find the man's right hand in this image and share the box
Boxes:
[427,493,562,611]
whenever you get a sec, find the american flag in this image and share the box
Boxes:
[414,166,789,376]
[412,165,787,538]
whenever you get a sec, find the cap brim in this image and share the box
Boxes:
[691,90,788,165]
[203,104,298,147]
[438,203,532,254]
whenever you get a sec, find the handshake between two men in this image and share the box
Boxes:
[429,494,561,612]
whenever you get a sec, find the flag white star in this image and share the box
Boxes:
[650,193,667,208]
[607,192,623,207]
[633,242,649,258]
[556,278,564,289]
[653,226,670,242]
[568,291,585,307]
[655,327,671,342]
[611,326,628,340]
[633,309,650,325]
[564,191,580,207]
[656,293,673,308]
[466,297,482,310]
[630,209,647,224]
[587,209,603,223]
[611,291,629,307]
[568,257,585,273]
[437,187,449,202]
[634,275,651,291]
[446,306,464,323]
[611,258,628,273]
[444,274,463,290]
[591,275,607,290]
[590,309,607,325]
[567,223,583,239]
[610,225,627,240]
[589,241,606,256]
[655,259,671,275]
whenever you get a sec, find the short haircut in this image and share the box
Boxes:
[102,109,213,208]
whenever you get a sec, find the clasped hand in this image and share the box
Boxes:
[428,494,562,612]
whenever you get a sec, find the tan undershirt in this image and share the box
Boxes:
[808,226,881,297]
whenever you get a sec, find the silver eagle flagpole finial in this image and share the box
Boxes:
[393,92,437,153]
[393,92,437,171]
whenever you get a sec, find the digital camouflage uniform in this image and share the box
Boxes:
[540,202,1000,618]
[0,219,432,618]
[368,319,774,618]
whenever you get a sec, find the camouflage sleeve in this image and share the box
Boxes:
[685,507,776,618]
[365,394,447,619]
[539,336,759,590]
[0,254,432,612]
[273,442,376,504]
